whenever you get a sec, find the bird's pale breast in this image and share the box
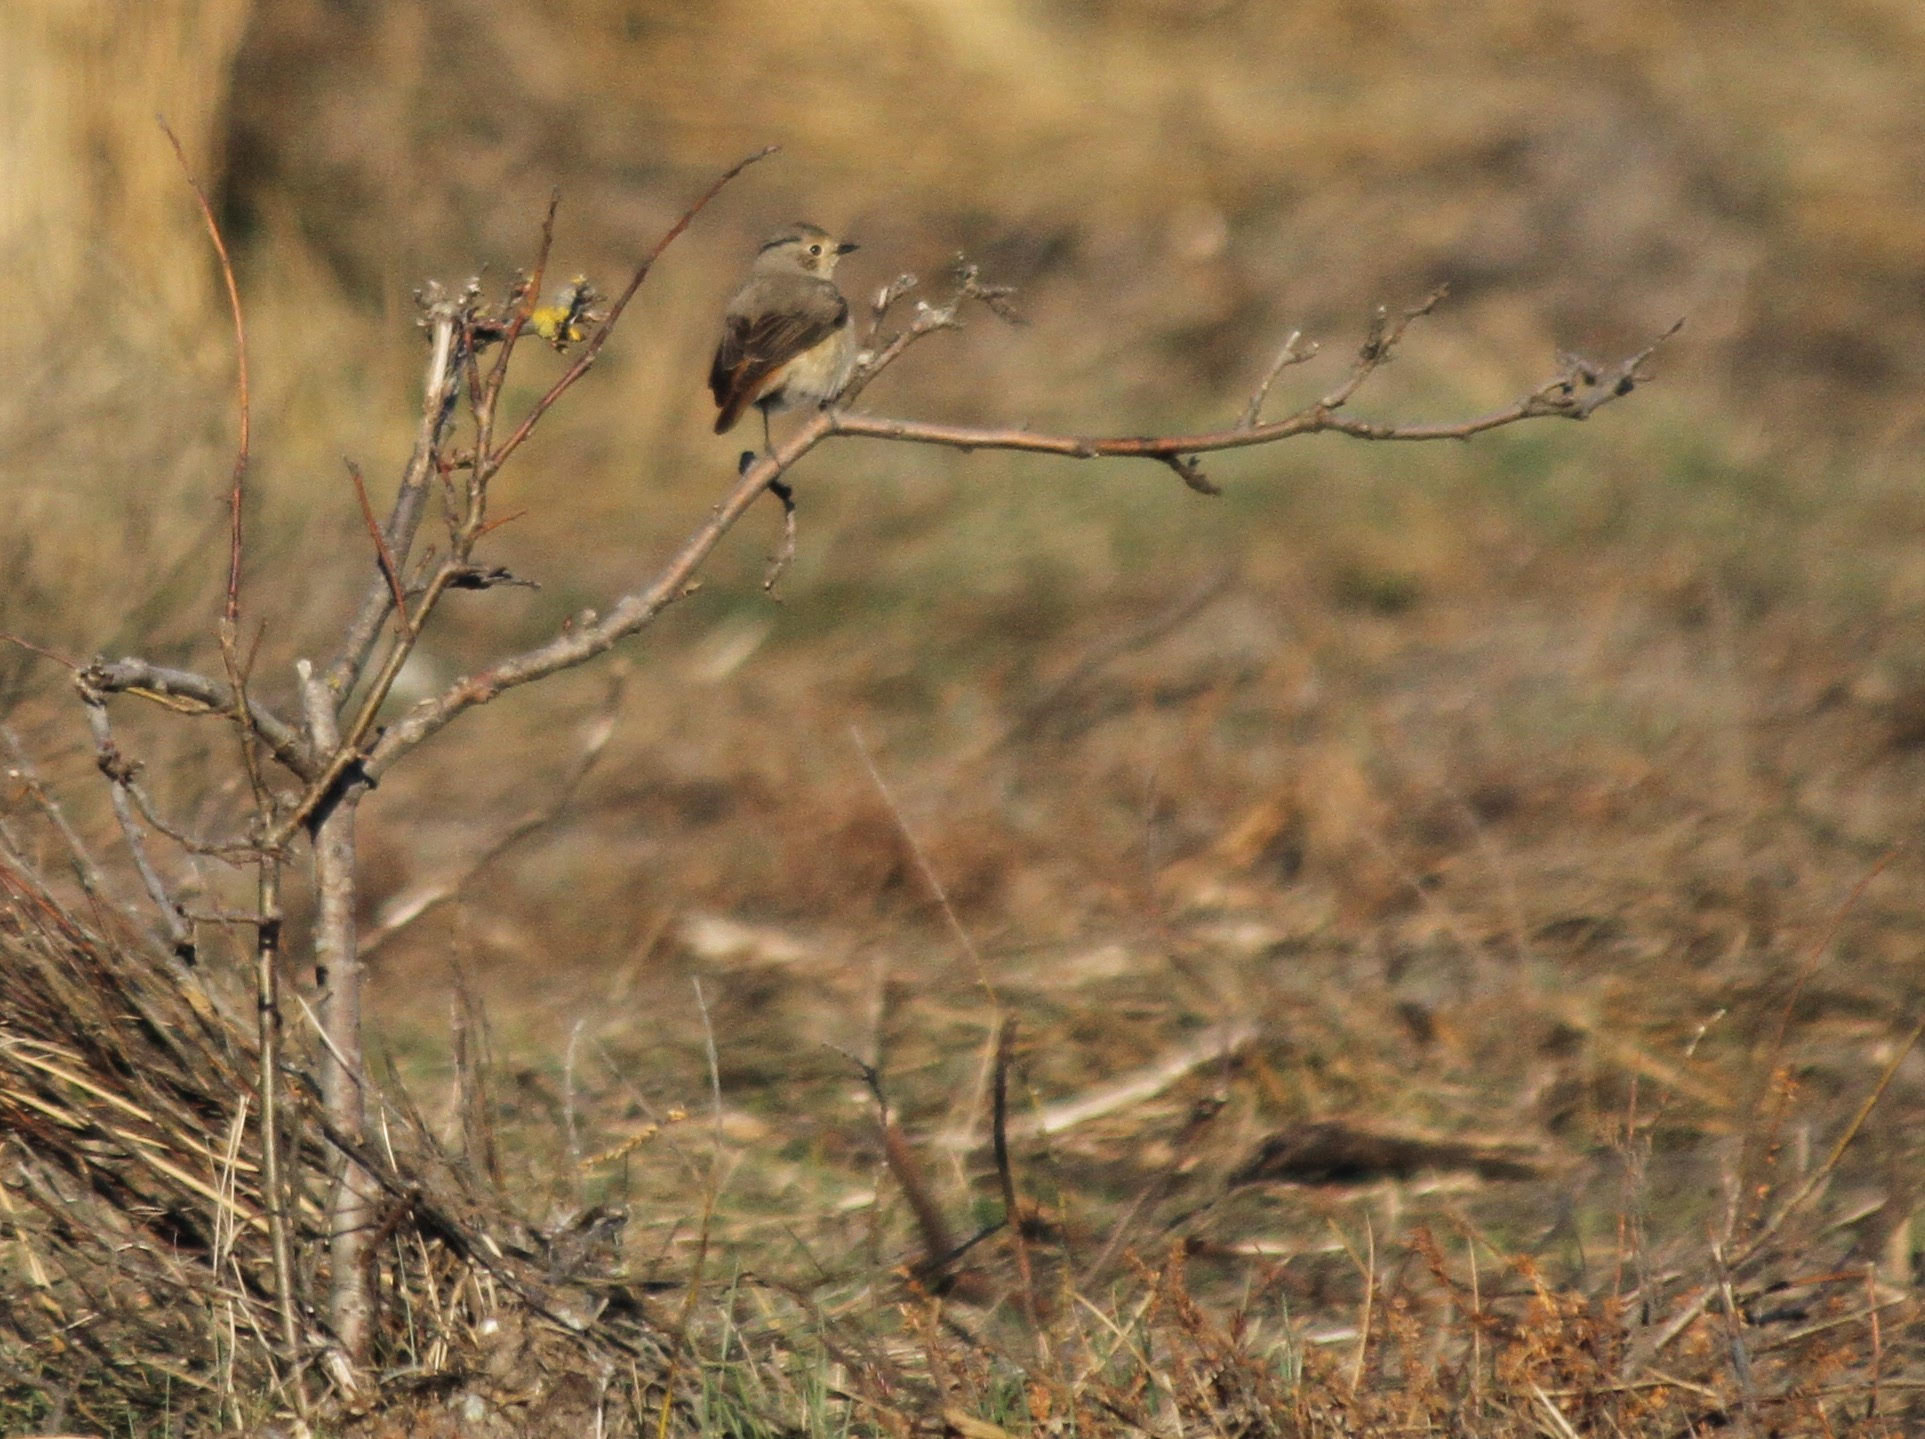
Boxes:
[764,323,856,412]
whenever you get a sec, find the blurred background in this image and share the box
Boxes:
[6,0,1925,1306]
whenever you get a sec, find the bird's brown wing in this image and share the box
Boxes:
[709,281,849,434]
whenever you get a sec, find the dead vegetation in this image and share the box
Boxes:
[0,846,673,1435]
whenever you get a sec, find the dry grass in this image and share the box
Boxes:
[0,840,683,1436]
[5,0,1925,1433]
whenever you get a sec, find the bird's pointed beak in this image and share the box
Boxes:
[836,241,860,254]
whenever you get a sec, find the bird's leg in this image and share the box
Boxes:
[730,405,797,593]
[738,404,779,478]
[762,475,797,596]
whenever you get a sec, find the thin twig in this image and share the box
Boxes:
[465,192,564,540]
[0,722,115,907]
[1239,328,1315,427]
[840,265,1007,407]
[76,687,195,961]
[833,1046,972,1285]
[1321,290,1443,411]
[867,273,920,343]
[1,632,80,670]
[251,855,304,1407]
[121,774,258,861]
[158,117,250,626]
[160,116,274,836]
[346,461,409,624]
[480,191,560,411]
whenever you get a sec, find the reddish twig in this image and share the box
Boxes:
[1,632,80,670]
[346,460,410,625]
[474,507,529,540]
[158,117,250,628]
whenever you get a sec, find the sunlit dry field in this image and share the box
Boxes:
[4,2,1925,1433]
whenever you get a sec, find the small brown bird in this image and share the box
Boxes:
[708,223,859,447]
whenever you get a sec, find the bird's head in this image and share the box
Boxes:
[754,222,858,278]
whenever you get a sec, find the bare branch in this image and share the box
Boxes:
[321,304,461,702]
[1321,287,1446,412]
[77,688,196,961]
[841,263,1012,407]
[1558,317,1687,418]
[825,318,1680,460]
[321,149,772,723]
[867,272,919,341]
[1239,328,1316,428]
[78,658,313,781]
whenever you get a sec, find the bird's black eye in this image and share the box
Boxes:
[809,244,823,256]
